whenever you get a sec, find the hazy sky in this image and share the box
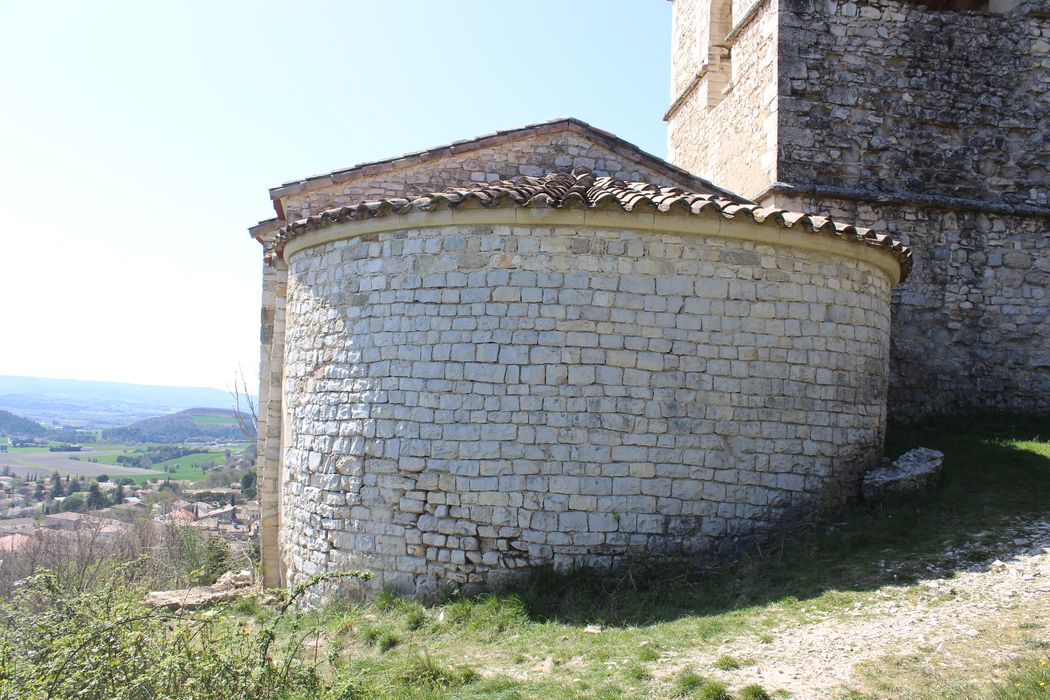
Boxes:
[0,1,672,391]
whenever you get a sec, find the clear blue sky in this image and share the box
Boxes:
[0,1,673,391]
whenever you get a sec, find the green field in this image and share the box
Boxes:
[84,447,230,484]
[89,451,137,465]
[130,464,206,485]
[190,414,238,425]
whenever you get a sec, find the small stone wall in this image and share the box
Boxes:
[279,220,893,600]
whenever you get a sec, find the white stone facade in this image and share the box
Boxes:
[278,217,893,600]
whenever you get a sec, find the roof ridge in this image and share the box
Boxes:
[267,117,748,204]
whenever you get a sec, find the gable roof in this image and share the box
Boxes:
[270,169,912,281]
[267,117,748,211]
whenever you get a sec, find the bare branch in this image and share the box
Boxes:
[228,366,259,442]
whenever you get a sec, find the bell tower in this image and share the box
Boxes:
[665,0,780,202]
[666,0,1050,422]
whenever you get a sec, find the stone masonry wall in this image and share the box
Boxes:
[772,0,1050,419]
[279,221,893,600]
[279,132,702,222]
[779,194,1050,418]
[669,0,1050,421]
[779,0,1050,207]
[667,0,779,199]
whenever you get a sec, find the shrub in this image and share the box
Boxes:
[697,681,732,700]
[173,527,232,585]
[715,655,744,670]
[393,655,479,691]
[376,630,400,652]
[0,565,371,700]
[738,684,773,700]
[672,669,706,697]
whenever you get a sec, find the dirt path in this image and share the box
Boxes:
[666,519,1050,698]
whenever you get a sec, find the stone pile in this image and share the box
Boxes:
[144,569,254,611]
[861,447,944,501]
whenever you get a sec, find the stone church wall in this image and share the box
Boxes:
[668,0,1050,421]
[779,0,1049,208]
[778,195,1050,418]
[279,220,893,601]
[277,132,706,222]
[667,0,780,198]
[774,0,1050,419]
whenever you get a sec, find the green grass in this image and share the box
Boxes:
[190,414,239,425]
[67,413,1029,699]
[142,462,207,483]
[993,656,1050,699]
[90,451,137,465]
[62,451,212,484]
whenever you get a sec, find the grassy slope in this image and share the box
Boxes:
[102,408,251,443]
[86,449,223,484]
[191,414,239,425]
[245,414,1050,699]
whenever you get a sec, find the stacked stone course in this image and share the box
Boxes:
[253,122,738,587]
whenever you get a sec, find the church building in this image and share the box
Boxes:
[249,0,1048,596]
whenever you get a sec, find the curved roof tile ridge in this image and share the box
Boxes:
[270,169,912,280]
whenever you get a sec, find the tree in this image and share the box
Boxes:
[61,493,86,512]
[96,474,109,483]
[240,471,257,500]
[33,483,44,501]
[86,483,109,511]
[113,484,125,505]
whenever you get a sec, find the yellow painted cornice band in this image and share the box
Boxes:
[281,207,902,287]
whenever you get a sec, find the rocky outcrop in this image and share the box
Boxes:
[144,569,254,610]
[861,448,944,501]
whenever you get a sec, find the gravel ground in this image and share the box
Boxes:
[662,519,1050,698]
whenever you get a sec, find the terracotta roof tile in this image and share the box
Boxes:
[270,169,912,280]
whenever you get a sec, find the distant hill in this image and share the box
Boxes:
[0,375,252,429]
[102,408,256,444]
[0,409,47,438]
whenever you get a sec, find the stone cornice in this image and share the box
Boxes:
[756,182,1050,219]
[279,200,908,289]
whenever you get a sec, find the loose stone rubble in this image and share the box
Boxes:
[861,447,945,501]
[144,569,254,611]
